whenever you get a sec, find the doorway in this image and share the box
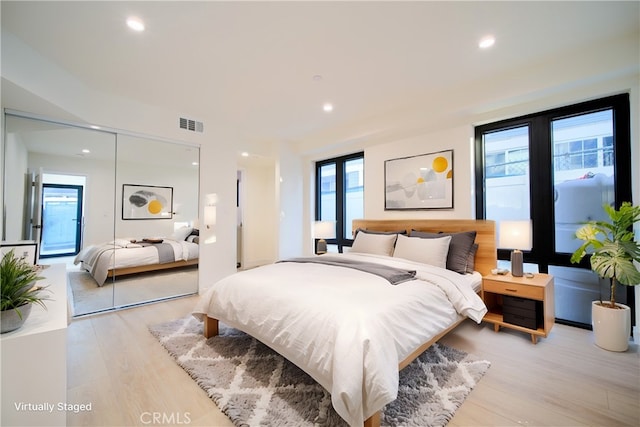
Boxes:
[39,183,83,258]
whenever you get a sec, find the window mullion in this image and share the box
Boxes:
[528,116,552,273]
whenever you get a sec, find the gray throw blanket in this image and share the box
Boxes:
[279,256,416,285]
[139,242,176,264]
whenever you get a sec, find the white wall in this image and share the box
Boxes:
[276,142,305,259]
[364,125,475,218]
[239,160,278,269]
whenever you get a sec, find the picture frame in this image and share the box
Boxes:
[1,242,38,265]
[122,184,173,220]
[384,149,454,210]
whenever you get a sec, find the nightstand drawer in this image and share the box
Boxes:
[503,295,537,311]
[504,311,539,330]
[503,296,543,330]
[483,280,544,300]
[503,304,535,319]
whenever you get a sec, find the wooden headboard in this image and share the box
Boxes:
[351,219,496,276]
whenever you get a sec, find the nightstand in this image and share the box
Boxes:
[482,273,554,344]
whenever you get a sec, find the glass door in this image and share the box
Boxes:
[552,110,615,254]
[550,109,618,324]
[39,184,83,258]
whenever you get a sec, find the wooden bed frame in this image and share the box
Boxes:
[203,219,496,427]
[106,258,198,278]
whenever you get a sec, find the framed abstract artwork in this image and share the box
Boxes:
[384,149,454,210]
[122,184,173,220]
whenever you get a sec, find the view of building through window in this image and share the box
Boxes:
[483,110,614,254]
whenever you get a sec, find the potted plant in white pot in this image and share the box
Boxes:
[571,202,640,351]
[1,249,50,333]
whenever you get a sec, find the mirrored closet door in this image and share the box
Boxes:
[3,112,200,316]
[113,134,200,308]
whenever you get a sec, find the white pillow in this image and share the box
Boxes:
[350,232,398,256]
[109,238,134,247]
[393,234,452,268]
[170,226,193,242]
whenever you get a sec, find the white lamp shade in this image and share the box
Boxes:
[313,220,336,239]
[499,220,532,250]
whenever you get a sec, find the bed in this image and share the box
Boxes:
[192,219,496,427]
[74,226,199,286]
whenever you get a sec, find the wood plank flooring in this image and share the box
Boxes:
[67,295,640,427]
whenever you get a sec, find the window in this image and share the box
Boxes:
[316,152,364,252]
[475,94,632,327]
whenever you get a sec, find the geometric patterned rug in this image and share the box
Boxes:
[149,316,490,427]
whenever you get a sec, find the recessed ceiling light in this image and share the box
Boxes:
[241,152,249,157]
[127,17,145,32]
[82,149,91,154]
[479,35,495,49]
[323,103,334,112]
[192,161,199,166]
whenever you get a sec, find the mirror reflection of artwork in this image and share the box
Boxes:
[122,184,173,219]
[385,150,453,210]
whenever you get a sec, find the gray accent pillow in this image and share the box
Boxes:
[410,230,477,274]
[466,243,479,274]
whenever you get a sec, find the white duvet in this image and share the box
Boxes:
[74,238,198,286]
[192,252,486,426]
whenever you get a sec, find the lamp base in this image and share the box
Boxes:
[316,239,327,255]
[511,250,524,277]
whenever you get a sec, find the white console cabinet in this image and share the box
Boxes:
[1,263,68,427]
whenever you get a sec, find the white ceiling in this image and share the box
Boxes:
[2,1,639,154]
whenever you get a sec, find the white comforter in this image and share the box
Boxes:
[192,252,486,426]
[74,238,198,286]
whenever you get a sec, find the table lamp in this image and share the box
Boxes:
[313,221,335,254]
[499,220,532,277]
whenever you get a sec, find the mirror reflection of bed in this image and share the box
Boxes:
[3,112,201,317]
[70,226,199,315]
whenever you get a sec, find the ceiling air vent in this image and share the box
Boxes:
[179,117,204,133]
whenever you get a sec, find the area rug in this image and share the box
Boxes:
[150,316,490,427]
[68,268,197,316]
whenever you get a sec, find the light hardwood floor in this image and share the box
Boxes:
[67,295,640,427]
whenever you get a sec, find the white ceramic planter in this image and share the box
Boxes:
[591,301,631,352]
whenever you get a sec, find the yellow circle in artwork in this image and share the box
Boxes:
[416,177,425,183]
[432,156,448,173]
[148,199,163,215]
[446,169,453,179]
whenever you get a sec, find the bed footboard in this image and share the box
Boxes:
[204,316,219,338]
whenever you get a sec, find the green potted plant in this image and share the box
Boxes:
[571,202,640,351]
[1,249,50,333]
